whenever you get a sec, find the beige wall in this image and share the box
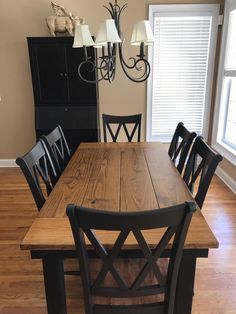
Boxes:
[1,0,235,184]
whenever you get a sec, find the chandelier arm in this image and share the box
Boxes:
[118,42,138,70]
[112,44,117,68]
[117,4,127,21]
[134,60,150,79]
[103,5,114,18]
[128,57,148,74]
[107,59,113,83]
[107,63,116,82]
[99,59,109,81]
[109,1,121,12]
[98,57,116,83]
[118,43,151,82]
[110,63,116,81]
[118,42,151,78]
[119,57,151,83]
[117,4,127,35]
[78,60,110,83]
[99,59,111,81]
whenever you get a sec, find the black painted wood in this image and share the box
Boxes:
[168,122,197,175]
[41,125,71,177]
[174,251,197,314]
[16,140,57,210]
[183,136,223,209]
[42,257,67,314]
[31,248,209,314]
[102,114,142,142]
[31,248,209,260]
[67,202,196,314]
[27,37,100,153]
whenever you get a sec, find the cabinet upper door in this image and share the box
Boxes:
[30,44,69,105]
[66,46,97,106]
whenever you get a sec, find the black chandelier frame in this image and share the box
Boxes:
[78,0,151,84]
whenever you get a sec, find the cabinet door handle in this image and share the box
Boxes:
[64,108,69,112]
[64,73,68,77]
[59,72,64,77]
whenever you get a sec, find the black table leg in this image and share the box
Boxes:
[42,256,67,314]
[174,251,198,314]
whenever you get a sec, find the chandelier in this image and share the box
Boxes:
[72,0,154,83]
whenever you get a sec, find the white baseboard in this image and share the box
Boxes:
[0,159,18,167]
[216,166,236,195]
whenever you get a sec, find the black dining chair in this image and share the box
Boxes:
[41,125,71,177]
[183,136,223,209]
[168,122,197,175]
[67,201,196,314]
[16,140,80,276]
[102,114,142,142]
[16,140,58,211]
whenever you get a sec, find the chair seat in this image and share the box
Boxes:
[90,258,168,306]
[93,302,166,314]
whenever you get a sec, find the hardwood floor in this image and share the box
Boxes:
[0,167,236,313]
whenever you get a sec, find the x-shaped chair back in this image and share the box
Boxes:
[183,136,223,209]
[16,140,57,210]
[102,114,142,142]
[168,122,196,174]
[67,202,196,314]
[41,125,71,176]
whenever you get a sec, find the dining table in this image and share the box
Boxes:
[21,142,219,314]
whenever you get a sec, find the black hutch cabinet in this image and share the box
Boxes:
[27,37,100,153]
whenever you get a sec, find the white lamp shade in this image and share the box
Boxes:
[95,19,121,46]
[131,20,154,46]
[73,24,95,48]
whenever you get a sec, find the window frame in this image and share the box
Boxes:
[147,4,220,142]
[212,0,236,165]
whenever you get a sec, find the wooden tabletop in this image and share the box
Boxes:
[21,142,218,251]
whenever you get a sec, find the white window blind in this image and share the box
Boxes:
[147,5,219,142]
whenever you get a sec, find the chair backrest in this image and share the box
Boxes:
[41,125,71,175]
[183,136,223,209]
[16,140,57,210]
[102,114,142,142]
[168,122,197,174]
[67,202,196,314]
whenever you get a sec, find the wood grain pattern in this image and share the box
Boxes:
[144,147,193,207]
[20,215,218,251]
[21,142,218,251]
[1,169,235,313]
[120,148,158,211]
[38,142,193,218]
[82,149,120,211]
[39,149,99,218]
[79,142,164,150]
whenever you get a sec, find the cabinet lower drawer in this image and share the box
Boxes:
[36,106,98,130]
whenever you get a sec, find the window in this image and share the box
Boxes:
[147,4,220,142]
[224,79,236,148]
[212,0,236,165]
